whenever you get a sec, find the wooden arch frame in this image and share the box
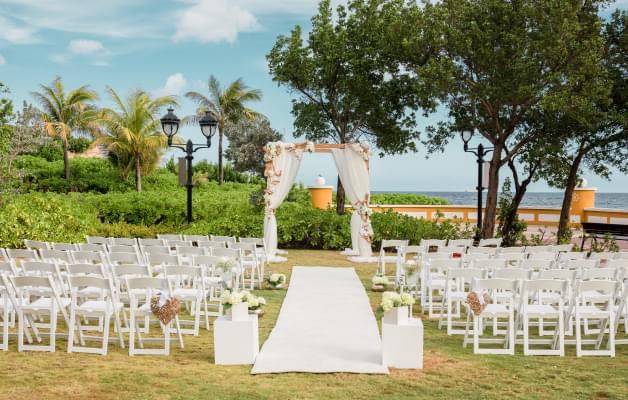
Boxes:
[263,143,370,172]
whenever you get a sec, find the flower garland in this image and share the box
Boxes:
[349,142,371,161]
[354,194,374,243]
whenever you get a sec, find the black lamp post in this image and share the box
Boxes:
[160,108,218,223]
[460,130,494,244]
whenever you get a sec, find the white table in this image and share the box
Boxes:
[382,318,423,369]
[214,314,259,365]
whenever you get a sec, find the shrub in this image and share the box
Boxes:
[0,193,99,248]
[370,193,448,205]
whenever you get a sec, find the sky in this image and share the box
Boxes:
[1,0,627,193]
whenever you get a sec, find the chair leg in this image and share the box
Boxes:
[67,308,76,353]
[523,315,530,355]
[101,313,111,356]
[18,309,24,352]
[114,310,125,349]
[473,316,480,354]
[575,314,582,357]
[129,312,135,356]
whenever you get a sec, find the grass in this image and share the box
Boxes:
[2,250,628,400]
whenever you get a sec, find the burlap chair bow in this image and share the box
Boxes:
[466,291,492,316]
[150,294,181,325]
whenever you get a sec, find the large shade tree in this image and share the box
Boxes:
[224,116,282,176]
[185,76,262,185]
[267,0,442,214]
[31,77,99,179]
[423,0,608,238]
[96,88,177,191]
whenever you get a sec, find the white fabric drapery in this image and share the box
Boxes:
[263,144,303,262]
[331,147,373,259]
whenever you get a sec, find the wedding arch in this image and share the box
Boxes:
[263,141,374,262]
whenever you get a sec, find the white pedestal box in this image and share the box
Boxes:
[228,302,249,322]
[383,306,409,325]
[214,314,259,365]
[382,318,423,369]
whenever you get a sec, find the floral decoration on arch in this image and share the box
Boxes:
[349,142,371,161]
[354,194,374,243]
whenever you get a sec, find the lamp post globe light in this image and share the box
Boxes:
[460,129,494,244]
[160,108,218,223]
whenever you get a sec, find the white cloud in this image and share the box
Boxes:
[0,55,5,66]
[50,53,69,64]
[68,39,105,55]
[154,73,188,97]
[173,0,262,43]
[0,15,39,44]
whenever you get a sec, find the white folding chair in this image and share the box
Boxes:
[423,258,461,318]
[166,240,192,249]
[589,251,618,264]
[11,275,70,352]
[107,252,142,266]
[238,237,269,280]
[198,240,228,250]
[163,266,205,336]
[606,259,628,269]
[40,249,74,266]
[192,255,226,319]
[463,278,516,355]
[183,235,209,245]
[612,282,628,342]
[78,243,108,253]
[472,259,508,272]
[398,245,423,291]
[440,268,486,335]
[211,248,243,290]
[447,239,473,252]
[7,249,40,266]
[615,252,628,260]
[126,277,183,356]
[520,279,568,356]
[558,251,587,262]
[138,238,166,247]
[0,265,18,350]
[519,259,555,276]
[176,246,207,266]
[228,242,260,290]
[67,275,125,355]
[420,239,447,253]
[569,280,618,357]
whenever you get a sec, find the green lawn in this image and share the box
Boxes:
[2,250,627,400]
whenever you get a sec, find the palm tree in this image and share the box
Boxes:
[185,76,262,185]
[31,77,99,179]
[96,87,177,192]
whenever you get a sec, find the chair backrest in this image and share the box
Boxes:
[478,238,502,248]
[428,258,461,271]
[107,252,141,265]
[522,279,568,305]
[493,268,532,281]
[146,253,179,266]
[183,234,209,243]
[66,263,106,277]
[13,275,55,290]
[419,239,447,252]
[211,247,242,260]
[86,236,111,245]
[108,244,140,254]
[166,240,192,248]
[7,249,40,262]
[424,252,452,260]
[461,252,491,262]
[22,261,60,276]
[50,242,78,251]
[473,278,517,292]
[473,259,508,270]
[138,238,166,247]
[39,249,74,264]
[157,234,183,241]
[519,259,554,271]
[198,240,227,249]
[526,251,557,261]
[606,259,628,269]
[192,255,222,268]
[380,240,409,251]
[467,246,498,256]
[176,246,207,257]
[0,261,17,275]
[112,264,152,278]
[400,245,423,259]
[111,237,138,247]
[524,245,554,253]
[447,268,486,282]
[141,245,171,256]
[558,251,586,261]
[447,239,473,248]
[227,242,257,255]
[494,253,526,261]
[553,244,574,253]
[68,275,112,291]
[24,239,50,251]
[71,250,107,265]
[588,251,617,262]
[210,235,237,244]
[78,243,107,252]
[539,268,576,282]
[615,252,628,260]
[581,268,619,281]
[498,246,525,254]
[163,265,202,280]
[238,237,264,246]
[564,259,598,270]
[125,277,168,292]
[575,280,618,304]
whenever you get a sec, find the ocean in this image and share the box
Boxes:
[373,191,628,210]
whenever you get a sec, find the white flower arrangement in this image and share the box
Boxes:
[379,291,415,312]
[216,256,235,271]
[350,142,371,160]
[372,276,389,286]
[267,273,286,288]
[219,290,266,311]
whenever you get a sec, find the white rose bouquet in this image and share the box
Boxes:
[267,273,286,289]
[219,290,245,310]
[402,259,420,276]
[378,291,415,312]
[371,275,390,292]
[217,256,235,271]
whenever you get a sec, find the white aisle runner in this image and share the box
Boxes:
[251,266,388,374]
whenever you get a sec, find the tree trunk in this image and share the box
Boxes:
[557,154,584,243]
[482,149,502,239]
[62,137,70,179]
[135,156,142,192]
[336,176,346,215]
[499,182,528,246]
[218,131,224,185]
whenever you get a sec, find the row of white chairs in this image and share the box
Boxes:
[0,261,235,355]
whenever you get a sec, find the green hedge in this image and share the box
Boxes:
[370,192,448,205]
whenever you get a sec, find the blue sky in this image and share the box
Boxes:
[1,0,627,193]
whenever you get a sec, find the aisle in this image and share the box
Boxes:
[251,266,388,374]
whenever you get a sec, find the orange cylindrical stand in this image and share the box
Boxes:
[308,186,333,209]
[571,187,596,219]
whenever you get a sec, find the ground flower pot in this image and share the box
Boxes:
[228,302,249,321]
[371,284,386,292]
[249,308,265,317]
[383,306,409,325]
